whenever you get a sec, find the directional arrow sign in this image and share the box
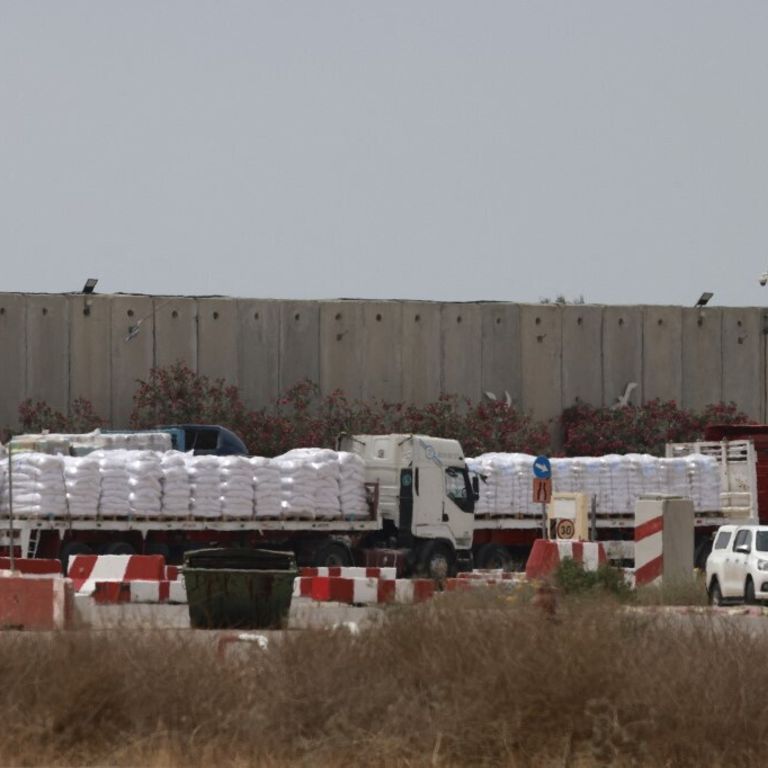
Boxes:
[533,456,552,480]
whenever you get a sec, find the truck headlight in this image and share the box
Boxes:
[757,560,768,572]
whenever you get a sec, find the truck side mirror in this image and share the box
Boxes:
[471,476,480,501]
[735,544,751,554]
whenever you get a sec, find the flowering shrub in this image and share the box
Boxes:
[18,397,105,434]
[127,365,551,457]
[561,399,750,456]
[7,363,754,458]
[130,362,249,429]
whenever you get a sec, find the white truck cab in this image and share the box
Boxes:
[706,523,768,605]
[340,434,476,577]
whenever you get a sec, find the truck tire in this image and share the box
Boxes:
[419,542,454,581]
[144,541,171,560]
[475,543,512,571]
[59,541,93,573]
[745,577,756,605]
[313,541,353,569]
[708,578,723,606]
[694,539,713,570]
[104,541,136,556]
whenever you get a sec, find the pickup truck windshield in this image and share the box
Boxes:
[756,532,768,552]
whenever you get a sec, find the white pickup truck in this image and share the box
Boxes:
[705,524,768,605]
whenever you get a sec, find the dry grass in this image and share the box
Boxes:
[632,573,710,606]
[0,594,766,767]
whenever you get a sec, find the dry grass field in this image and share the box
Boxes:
[0,590,764,767]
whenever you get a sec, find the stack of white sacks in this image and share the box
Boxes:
[3,453,67,518]
[127,451,162,517]
[62,455,100,517]
[0,446,376,521]
[220,456,255,519]
[160,451,190,516]
[186,455,221,518]
[92,450,131,517]
[468,453,536,517]
[274,448,342,520]
[469,452,722,517]
[251,458,282,519]
[273,457,314,518]
[338,452,369,520]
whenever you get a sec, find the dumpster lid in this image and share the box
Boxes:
[183,548,296,571]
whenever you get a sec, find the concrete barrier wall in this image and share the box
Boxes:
[1,294,766,432]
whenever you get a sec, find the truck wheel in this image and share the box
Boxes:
[475,543,512,571]
[745,577,756,605]
[59,541,93,574]
[708,578,723,606]
[314,541,353,569]
[420,542,453,581]
[104,541,136,556]
[144,541,170,560]
[694,539,713,570]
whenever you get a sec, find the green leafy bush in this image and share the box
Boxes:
[554,558,631,598]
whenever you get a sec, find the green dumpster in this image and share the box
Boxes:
[183,548,297,629]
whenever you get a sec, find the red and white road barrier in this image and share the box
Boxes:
[525,539,607,580]
[0,572,73,630]
[293,576,434,605]
[630,504,664,587]
[68,555,166,595]
[217,632,270,659]
[299,567,397,579]
[445,571,525,591]
[0,558,62,576]
[91,579,187,604]
[68,555,186,603]
[457,570,521,582]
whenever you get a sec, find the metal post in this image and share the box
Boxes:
[542,502,548,540]
[590,494,597,542]
[7,448,14,571]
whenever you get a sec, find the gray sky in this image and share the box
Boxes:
[2,2,767,306]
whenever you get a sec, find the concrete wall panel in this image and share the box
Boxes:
[682,308,723,411]
[481,304,522,407]
[26,295,70,414]
[111,296,154,427]
[362,302,403,402]
[0,295,26,430]
[722,309,763,420]
[69,295,111,422]
[320,302,364,399]
[441,304,482,401]
[2,293,767,432]
[197,299,238,385]
[401,303,441,405]
[154,298,197,371]
[520,305,562,422]
[602,307,643,408]
[561,305,603,408]
[237,300,280,409]
[279,301,319,391]
[642,306,683,404]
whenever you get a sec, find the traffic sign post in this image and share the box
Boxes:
[533,456,552,480]
[556,518,575,540]
[532,478,552,503]
[532,457,552,539]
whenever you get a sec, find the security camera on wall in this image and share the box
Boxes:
[760,272,768,287]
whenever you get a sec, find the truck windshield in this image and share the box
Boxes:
[756,532,768,552]
[445,467,474,513]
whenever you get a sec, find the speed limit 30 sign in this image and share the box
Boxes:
[555,519,575,540]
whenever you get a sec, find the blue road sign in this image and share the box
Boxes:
[533,456,552,480]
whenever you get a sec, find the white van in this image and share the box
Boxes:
[705,524,768,605]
